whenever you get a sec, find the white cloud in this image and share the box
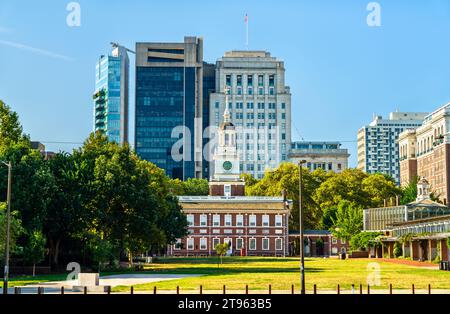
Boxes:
[0,39,74,61]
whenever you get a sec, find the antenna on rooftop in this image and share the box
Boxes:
[244,13,249,50]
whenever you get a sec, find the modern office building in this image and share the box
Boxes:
[209,51,291,179]
[398,103,450,203]
[288,141,349,173]
[135,37,214,180]
[357,112,427,185]
[93,44,130,144]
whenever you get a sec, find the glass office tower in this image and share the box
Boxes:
[93,45,129,144]
[135,37,212,180]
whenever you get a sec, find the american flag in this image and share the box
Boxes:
[245,14,248,23]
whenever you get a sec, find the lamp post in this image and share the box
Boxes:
[1,161,12,295]
[298,160,307,295]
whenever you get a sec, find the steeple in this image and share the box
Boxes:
[416,177,431,202]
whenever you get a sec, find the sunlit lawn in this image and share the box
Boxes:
[109,257,450,292]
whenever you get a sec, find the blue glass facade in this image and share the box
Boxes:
[135,66,196,180]
[94,54,123,144]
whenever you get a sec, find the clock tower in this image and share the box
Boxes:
[209,87,245,196]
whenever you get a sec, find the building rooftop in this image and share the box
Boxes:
[178,195,292,204]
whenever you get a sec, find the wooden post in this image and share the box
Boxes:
[107,286,111,295]
[337,284,340,294]
[61,286,64,295]
[428,284,431,294]
[269,284,272,295]
[360,284,362,294]
[412,284,415,294]
[223,285,226,294]
[130,286,134,294]
[14,287,20,294]
[367,284,370,295]
[389,283,392,294]
[245,285,249,294]
[84,286,88,294]
[313,284,317,295]
[177,286,179,295]
[200,285,203,295]
[291,284,294,294]
[153,286,157,294]
[38,287,43,295]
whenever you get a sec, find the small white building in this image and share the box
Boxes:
[288,141,349,173]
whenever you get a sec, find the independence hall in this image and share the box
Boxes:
[168,102,292,257]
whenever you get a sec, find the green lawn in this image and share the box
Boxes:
[111,257,450,292]
[8,257,450,292]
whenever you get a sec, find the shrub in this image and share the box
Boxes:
[393,242,402,258]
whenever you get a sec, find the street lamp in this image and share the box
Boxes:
[298,160,307,295]
[1,161,12,295]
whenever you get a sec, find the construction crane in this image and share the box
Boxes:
[110,42,135,54]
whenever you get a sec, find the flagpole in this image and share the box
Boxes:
[245,14,249,50]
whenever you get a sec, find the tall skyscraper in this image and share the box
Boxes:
[135,37,214,180]
[357,112,427,185]
[209,51,292,179]
[93,44,130,144]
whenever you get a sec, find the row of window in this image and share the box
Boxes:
[186,214,284,227]
[216,102,286,110]
[176,237,284,251]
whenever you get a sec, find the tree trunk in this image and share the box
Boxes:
[33,264,36,277]
[53,238,61,266]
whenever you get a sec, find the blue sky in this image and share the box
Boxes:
[1,0,450,167]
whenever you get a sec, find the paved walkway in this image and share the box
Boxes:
[1,274,202,294]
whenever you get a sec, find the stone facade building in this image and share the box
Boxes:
[209,51,291,179]
[288,141,349,173]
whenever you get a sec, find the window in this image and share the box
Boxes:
[236,238,243,250]
[249,215,256,226]
[275,215,283,227]
[332,238,337,244]
[200,214,207,227]
[247,102,254,109]
[225,214,232,226]
[213,238,220,250]
[236,215,243,227]
[341,239,346,245]
[224,184,231,197]
[269,75,275,86]
[200,238,207,250]
[248,87,253,95]
[249,238,256,250]
[187,215,194,227]
[275,238,283,251]
[262,238,269,250]
[258,75,264,86]
[258,87,264,95]
[226,75,231,86]
[187,238,194,250]
[262,215,270,227]
[224,238,232,249]
[247,75,253,86]
[174,239,182,250]
[213,214,220,226]
[281,103,286,109]
[237,75,242,86]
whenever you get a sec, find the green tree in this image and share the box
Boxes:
[0,202,24,263]
[331,200,363,242]
[362,173,401,207]
[349,231,383,251]
[401,177,418,204]
[0,100,29,148]
[215,243,229,266]
[85,232,115,272]
[23,230,46,276]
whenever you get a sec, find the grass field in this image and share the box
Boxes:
[110,257,450,292]
[8,257,450,292]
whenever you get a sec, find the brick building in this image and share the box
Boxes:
[168,95,291,256]
[288,230,350,257]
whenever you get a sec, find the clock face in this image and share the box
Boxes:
[223,161,233,171]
